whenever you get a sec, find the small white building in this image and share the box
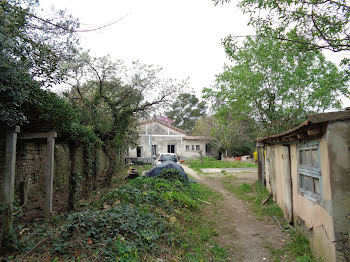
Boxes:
[128,119,219,162]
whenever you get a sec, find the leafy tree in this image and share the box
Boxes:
[165,93,207,133]
[192,114,256,156]
[204,36,348,136]
[65,55,184,185]
[214,0,350,52]
[0,0,79,126]
[192,115,213,137]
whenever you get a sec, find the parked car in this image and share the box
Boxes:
[156,153,178,165]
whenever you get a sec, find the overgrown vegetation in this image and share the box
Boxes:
[185,157,257,173]
[222,176,316,262]
[1,1,188,249]
[8,169,227,261]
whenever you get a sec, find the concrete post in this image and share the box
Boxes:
[257,143,265,186]
[1,126,20,246]
[45,133,56,219]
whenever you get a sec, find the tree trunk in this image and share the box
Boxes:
[105,146,116,186]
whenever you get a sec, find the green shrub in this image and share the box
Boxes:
[51,204,175,260]
[103,176,199,212]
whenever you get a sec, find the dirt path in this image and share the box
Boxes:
[183,166,287,262]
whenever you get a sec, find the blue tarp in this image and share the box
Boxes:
[145,161,195,183]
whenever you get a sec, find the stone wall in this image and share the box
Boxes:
[11,140,112,217]
[0,129,6,205]
[54,143,71,192]
[15,139,47,206]
[0,133,120,220]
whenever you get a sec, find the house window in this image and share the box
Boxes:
[152,145,157,155]
[168,144,175,153]
[297,142,322,203]
[136,146,142,157]
[206,144,212,154]
[186,145,190,151]
[196,145,200,150]
[192,145,195,150]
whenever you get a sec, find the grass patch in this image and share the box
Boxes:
[185,157,257,173]
[223,180,283,220]
[9,167,228,261]
[222,176,316,262]
[267,232,316,262]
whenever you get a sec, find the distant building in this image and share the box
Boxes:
[128,119,219,162]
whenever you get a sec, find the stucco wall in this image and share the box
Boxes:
[290,140,336,262]
[129,122,219,160]
[264,139,337,261]
[266,145,293,222]
[182,139,219,159]
[140,122,184,136]
[129,136,219,160]
[129,135,185,158]
[326,120,350,261]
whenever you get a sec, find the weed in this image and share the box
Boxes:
[266,231,315,262]
[210,242,229,260]
[12,167,228,261]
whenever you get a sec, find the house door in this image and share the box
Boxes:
[282,145,293,224]
[136,146,142,157]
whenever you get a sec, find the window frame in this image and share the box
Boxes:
[297,141,323,204]
[185,145,190,151]
[196,145,200,150]
[152,145,157,155]
[167,144,175,153]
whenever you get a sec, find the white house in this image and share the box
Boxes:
[128,119,219,162]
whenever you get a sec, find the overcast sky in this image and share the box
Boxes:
[41,0,349,107]
[42,0,253,97]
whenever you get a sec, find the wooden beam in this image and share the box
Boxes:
[1,126,20,246]
[18,132,57,140]
[297,133,307,139]
[307,128,321,137]
[45,136,55,219]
